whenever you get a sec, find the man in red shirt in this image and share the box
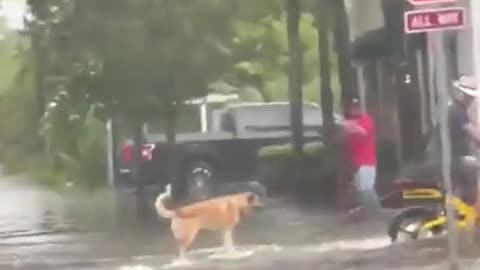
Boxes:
[343,98,379,212]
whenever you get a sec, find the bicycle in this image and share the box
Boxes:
[387,178,477,243]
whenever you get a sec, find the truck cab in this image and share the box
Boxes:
[117,94,340,200]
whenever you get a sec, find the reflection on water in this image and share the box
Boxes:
[0,173,158,270]
[0,172,469,270]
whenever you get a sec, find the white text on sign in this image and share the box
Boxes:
[404,7,465,34]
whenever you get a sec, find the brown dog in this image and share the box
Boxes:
[155,184,262,259]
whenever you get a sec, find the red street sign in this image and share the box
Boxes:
[404,7,465,34]
[407,0,456,5]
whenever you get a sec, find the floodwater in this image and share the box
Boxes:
[0,172,479,270]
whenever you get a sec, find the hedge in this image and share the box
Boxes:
[258,141,325,160]
[257,141,338,203]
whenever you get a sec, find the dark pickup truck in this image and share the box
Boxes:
[118,94,341,199]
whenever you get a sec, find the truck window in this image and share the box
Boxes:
[220,112,236,133]
[235,103,323,131]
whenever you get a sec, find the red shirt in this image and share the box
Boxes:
[345,114,376,167]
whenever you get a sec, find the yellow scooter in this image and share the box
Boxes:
[387,178,477,242]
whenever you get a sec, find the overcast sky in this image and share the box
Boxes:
[1,0,26,30]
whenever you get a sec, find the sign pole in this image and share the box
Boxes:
[406,1,462,268]
[473,0,480,123]
[432,31,460,270]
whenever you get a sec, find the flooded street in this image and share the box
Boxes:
[0,173,479,270]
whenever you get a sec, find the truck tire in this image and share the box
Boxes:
[184,160,215,201]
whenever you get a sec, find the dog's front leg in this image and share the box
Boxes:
[222,230,236,253]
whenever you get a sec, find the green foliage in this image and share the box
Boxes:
[0,0,343,190]
[0,31,42,174]
[0,32,33,139]
[213,3,340,105]
[87,0,236,120]
[7,0,238,188]
[40,92,106,189]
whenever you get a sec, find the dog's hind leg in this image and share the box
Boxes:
[174,226,199,260]
[222,229,236,253]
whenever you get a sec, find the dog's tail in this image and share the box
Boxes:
[155,184,175,219]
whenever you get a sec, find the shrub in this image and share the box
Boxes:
[28,88,106,189]
[38,92,107,190]
[258,141,324,160]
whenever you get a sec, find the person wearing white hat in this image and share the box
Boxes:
[449,75,480,205]
[452,75,479,98]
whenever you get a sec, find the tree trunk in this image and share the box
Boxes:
[27,0,48,120]
[31,30,48,158]
[286,0,304,158]
[317,0,347,208]
[32,38,46,120]
[317,0,334,144]
[254,76,273,102]
[132,121,147,219]
[332,0,357,107]
[257,87,273,102]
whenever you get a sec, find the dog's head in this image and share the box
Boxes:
[245,192,264,209]
[237,192,264,218]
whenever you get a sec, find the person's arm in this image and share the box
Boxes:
[343,120,366,136]
[343,118,371,137]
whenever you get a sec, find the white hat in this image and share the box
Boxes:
[453,75,479,97]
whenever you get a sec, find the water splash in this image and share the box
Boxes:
[156,244,283,269]
[303,236,391,253]
[120,265,155,270]
[161,257,194,269]
[208,249,254,260]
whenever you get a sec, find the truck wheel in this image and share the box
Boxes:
[185,161,214,201]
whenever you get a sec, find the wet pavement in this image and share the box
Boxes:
[1,172,480,270]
